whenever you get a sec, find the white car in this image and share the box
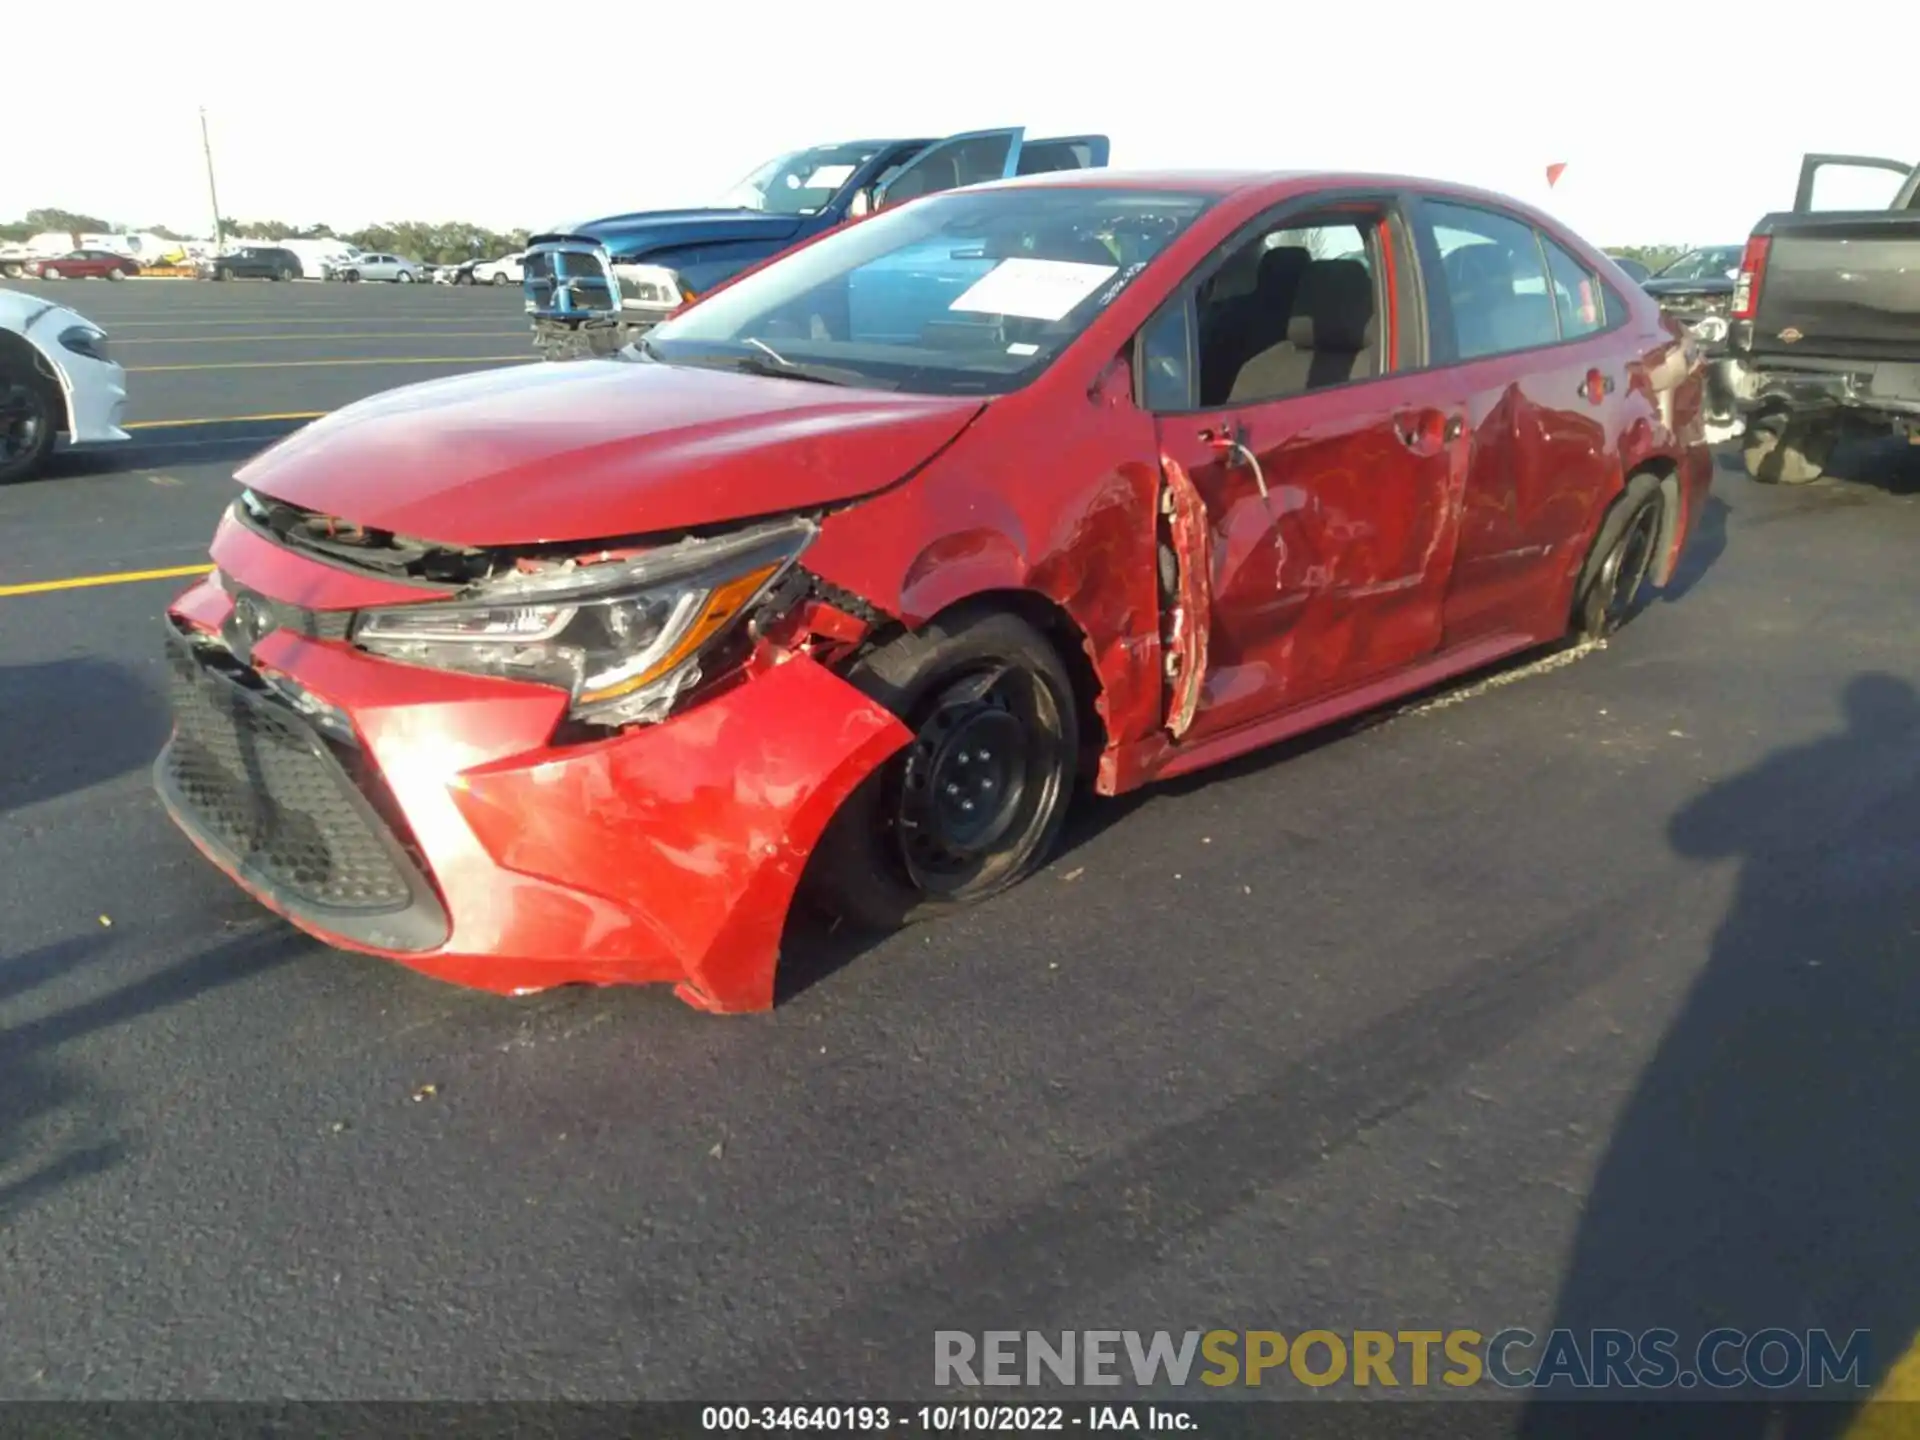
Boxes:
[471,252,525,286]
[0,290,129,483]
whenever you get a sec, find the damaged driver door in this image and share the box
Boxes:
[1139,199,1466,750]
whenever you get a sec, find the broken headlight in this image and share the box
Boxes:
[352,517,813,726]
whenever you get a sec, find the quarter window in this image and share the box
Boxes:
[1539,235,1604,339]
[1422,200,1558,361]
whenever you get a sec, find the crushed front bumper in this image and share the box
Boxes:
[157,577,910,1013]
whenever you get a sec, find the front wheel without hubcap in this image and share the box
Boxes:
[806,607,1079,932]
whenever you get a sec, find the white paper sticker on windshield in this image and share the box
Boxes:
[802,165,857,189]
[1007,342,1039,356]
[948,258,1119,322]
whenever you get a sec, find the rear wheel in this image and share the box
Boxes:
[1742,418,1833,484]
[1573,475,1664,640]
[343,269,360,283]
[107,268,126,282]
[41,268,62,280]
[0,361,59,485]
[806,605,1080,931]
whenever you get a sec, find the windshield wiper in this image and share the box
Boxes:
[721,344,894,391]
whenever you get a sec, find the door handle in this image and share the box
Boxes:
[1393,411,1464,452]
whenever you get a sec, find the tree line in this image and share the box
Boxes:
[7,206,1694,275]
[2,208,529,265]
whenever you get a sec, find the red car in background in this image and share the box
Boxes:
[28,249,140,281]
[156,169,1712,1013]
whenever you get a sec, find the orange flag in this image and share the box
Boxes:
[1546,162,1568,188]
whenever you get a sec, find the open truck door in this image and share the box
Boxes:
[1792,154,1919,213]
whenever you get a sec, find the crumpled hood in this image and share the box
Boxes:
[236,358,984,548]
[536,209,805,259]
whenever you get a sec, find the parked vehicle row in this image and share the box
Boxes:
[157,167,1712,1013]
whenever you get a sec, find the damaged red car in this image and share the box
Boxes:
[156,170,1713,1012]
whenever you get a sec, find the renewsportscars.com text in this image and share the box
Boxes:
[934,1328,1871,1391]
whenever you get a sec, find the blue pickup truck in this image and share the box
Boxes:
[521,126,1109,358]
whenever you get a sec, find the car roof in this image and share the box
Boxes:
[972,167,1584,227]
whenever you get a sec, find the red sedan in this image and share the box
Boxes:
[156,169,1712,1012]
[29,249,139,280]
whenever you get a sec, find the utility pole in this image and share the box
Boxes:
[200,106,224,251]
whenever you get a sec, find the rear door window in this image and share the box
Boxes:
[1418,200,1559,361]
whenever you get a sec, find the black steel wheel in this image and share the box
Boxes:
[0,367,58,484]
[1574,479,1663,639]
[806,606,1079,931]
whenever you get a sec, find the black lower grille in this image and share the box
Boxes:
[158,626,448,949]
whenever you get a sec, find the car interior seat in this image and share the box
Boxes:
[1226,257,1376,401]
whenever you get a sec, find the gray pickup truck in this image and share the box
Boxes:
[1717,153,1920,483]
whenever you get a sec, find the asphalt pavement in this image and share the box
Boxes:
[1,279,1917,1416]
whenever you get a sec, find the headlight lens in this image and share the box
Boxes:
[59,325,110,362]
[352,517,813,727]
[612,262,687,307]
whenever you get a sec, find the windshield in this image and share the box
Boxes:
[1656,247,1743,281]
[713,143,887,216]
[643,187,1213,396]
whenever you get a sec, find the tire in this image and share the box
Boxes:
[1742,419,1833,484]
[397,271,415,283]
[107,268,126,282]
[490,272,508,286]
[343,270,359,283]
[41,268,61,280]
[805,605,1080,931]
[0,361,59,485]
[1572,473,1664,640]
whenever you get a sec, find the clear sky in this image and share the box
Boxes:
[8,0,1911,246]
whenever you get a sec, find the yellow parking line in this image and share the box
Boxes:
[125,411,326,429]
[115,331,525,344]
[1841,1329,1920,1439]
[129,355,537,373]
[0,563,212,598]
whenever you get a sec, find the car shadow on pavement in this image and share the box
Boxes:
[1660,491,1730,604]
[0,657,167,817]
[1517,673,1920,1439]
[1823,434,1920,498]
[0,924,304,1222]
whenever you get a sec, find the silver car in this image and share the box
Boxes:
[339,252,424,283]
